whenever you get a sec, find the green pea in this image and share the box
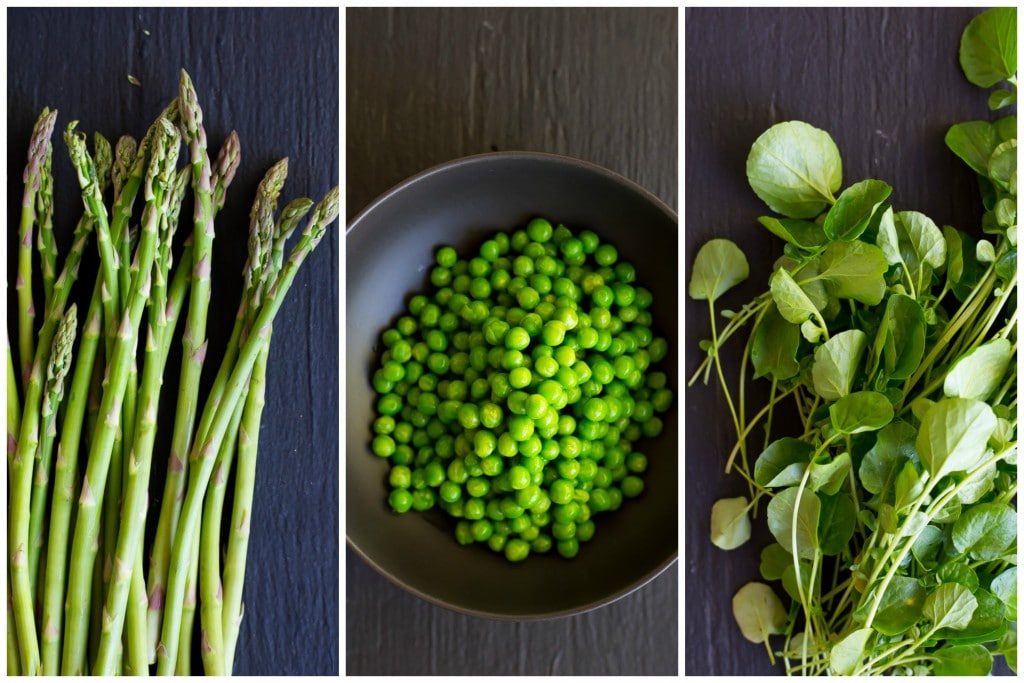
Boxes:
[504,538,530,562]
[508,465,531,490]
[457,403,480,429]
[642,417,663,438]
[411,489,435,511]
[474,430,497,456]
[556,539,579,558]
[532,534,553,553]
[577,520,595,542]
[505,326,530,350]
[509,367,532,389]
[481,455,504,476]
[471,519,494,542]
[440,481,462,503]
[488,534,508,552]
[508,415,535,442]
[389,465,412,488]
[371,435,395,458]
[626,452,648,473]
[549,478,574,505]
[464,498,485,520]
[388,488,413,513]
[622,475,644,498]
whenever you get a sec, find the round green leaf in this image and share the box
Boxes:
[747,121,842,218]
[932,643,993,675]
[689,238,749,302]
[958,7,1017,88]
[767,486,820,560]
[731,582,787,644]
[924,582,978,631]
[710,496,752,550]
[823,179,892,241]
[754,438,814,488]
[829,627,873,675]
[916,397,997,479]
[829,391,894,434]
[812,330,868,401]
[952,502,1016,561]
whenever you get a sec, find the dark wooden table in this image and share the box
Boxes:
[346,7,677,675]
[7,8,339,675]
[685,7,1010,676]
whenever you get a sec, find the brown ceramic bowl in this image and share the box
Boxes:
[346,152,678,618]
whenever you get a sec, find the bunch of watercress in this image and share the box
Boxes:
[690,8,1017,676]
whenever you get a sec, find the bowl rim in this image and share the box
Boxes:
[346,150,679,620]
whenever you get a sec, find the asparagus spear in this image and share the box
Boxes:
[196,158,288,674]
[17,108,58,381]
[60,119,180,674]
[220,196,312,669]
[36,144,56,306]
[6,338,22,675]
[38,292,101,674]
[8,166,96,675]
[156,186,338,673]
[145,75,216,665]
[27,305,77,597]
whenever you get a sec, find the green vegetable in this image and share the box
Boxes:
[7,71,337,675]
[690,9,1017,675]
[370,219,672,561]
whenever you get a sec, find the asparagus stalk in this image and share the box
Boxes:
[39,291,101,674]
[17,108,57,381]
[36,144,57,306]
[146,75,217,664]
[94,164,190,675]
[196,158,288,674]
[8,174,96,676]
[220,197,311,669]
[60,119,180,674]
[27,305,77,598]
[156,186,338,673]
[7,338,22,675]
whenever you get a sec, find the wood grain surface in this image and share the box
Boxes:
[346,6,677,675]
[7,8,339,675]
[685,7,1011,676]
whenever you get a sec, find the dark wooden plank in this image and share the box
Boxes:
[346,7,677,676]
[684,7,1010,676]
[7,8,339,675]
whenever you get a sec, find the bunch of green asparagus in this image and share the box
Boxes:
[6,70,338,675]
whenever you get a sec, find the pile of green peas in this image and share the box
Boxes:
[370,218,672,562]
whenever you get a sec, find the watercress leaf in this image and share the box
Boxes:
[757,216,827,250]
[998,630,1017,673]
[878,503,898,534]
[976,238,996,262]
[944,338,1013,401]
[817,491,856,555]
[781,560,819,602]
[829,390,894,434]
[988,139,1016,192]
[958,7,1017,88]
[956,458,999,504]
[823,179,892,241]
[689,239,749,302]
[815,240,889,304]
[770,267,824,331]
[812,330,868,400]
[932,643,994,675]
[909,396,934,424]
[767,486,821,560]
[871,293,926,380]
[894,461,925,510]
[994,114,1017,142]
[989,88,1017,110]
[911,525,945,570]
[994,197,1016,226]
[931,496,963,526]
[750,304,801,381]
[870,576,927,636]
[925,582,978,631]
[944,225,964,284]
[990,567,1017,621]
[952,502,1016,560]
[710,496,752,550]
[938,589,1006,644]
[916,397,997,479]
[945,121,1000,176]
[731,582,787,644]
[829,628,873,675]
[938,559,980,592]
[895,210,947,273]
[809,452,852,496]
[996,248,1016,280]
[800,319,824,343]
[859,421,918,495]
[746,120,842,219]
[759,543,792,581]
[754,438,814,488]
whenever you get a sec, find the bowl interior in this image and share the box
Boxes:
[346,153,678,618]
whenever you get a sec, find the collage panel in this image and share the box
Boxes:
[346,5,678,676]
[6,7,339,675]
[685,6,1016,677]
